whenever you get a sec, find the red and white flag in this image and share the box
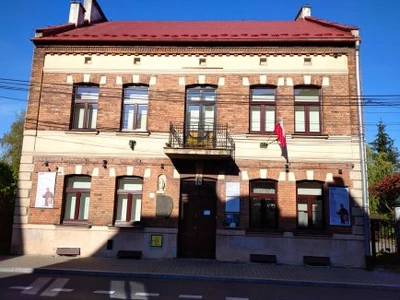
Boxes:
[274,119,289,163]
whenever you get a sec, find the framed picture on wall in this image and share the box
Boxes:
[35,172,56,208]
[329,186,351,226]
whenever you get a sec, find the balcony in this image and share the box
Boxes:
[164,123,235,160]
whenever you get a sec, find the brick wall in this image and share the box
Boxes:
[24,43,359,235]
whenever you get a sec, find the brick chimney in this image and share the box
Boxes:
[295,5,311,20]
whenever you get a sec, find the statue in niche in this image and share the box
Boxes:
[157,174,166,193]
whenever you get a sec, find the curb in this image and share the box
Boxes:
[1,267,400,291]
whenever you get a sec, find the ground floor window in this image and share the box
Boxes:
[63,175,91,223]
[297,181,324,229]
[115,176,143,224]
[249,180,278,230]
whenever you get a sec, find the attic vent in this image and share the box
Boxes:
[259,57,267,66]
[84,56,92,64]
[133,57,141,65]
[199,58,207,66]
[304,57,312,66]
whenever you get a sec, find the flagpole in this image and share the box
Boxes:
[264,117,283,146]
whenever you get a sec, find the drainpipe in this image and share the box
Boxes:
[355,40,371,266]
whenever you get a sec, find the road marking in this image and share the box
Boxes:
[226,298,250,300]
[51,288,73,292]
[94,290,116,295]
[110,280,128,299]
[10,286,33,290]
[130,281,157,299]
[179,295,203,299]
[41,278,72,296]
[22,277,52,295]
[134,292,160,297]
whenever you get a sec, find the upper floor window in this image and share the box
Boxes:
[63,175,91,223]
[250,87,276,133]
[297,181,324,229]
[115,176,143,224]
[122,86,148,131]
[71,85,99,130]
[294,87,321,134]
[249,180,278,230]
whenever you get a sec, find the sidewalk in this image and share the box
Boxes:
[1,255,400,290]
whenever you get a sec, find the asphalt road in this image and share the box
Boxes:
[0,272,399,300]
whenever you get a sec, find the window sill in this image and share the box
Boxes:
[110,221,144,229]
[223,226,240,230]
[246,229,284,236]
[65,130,99,135]
[291,134,329,139]
[30,206,59,209]
[292,229,333,237]
[116,131,151,137]
[59,220,92,228]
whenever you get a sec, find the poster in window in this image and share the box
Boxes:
[225,182,240,212]
[329,186,350,226]
[225,182,240,228]
[35,172,56,208]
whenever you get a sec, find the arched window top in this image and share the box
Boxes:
[250,84,277,90]
[123,85,148,101]
[186,86,217,103]
[67,175,91,189]
[186,84,217,90]
[73,85,99,101]
[250,179,277,195]
[250,86,276,102]
[117,176,143,191]
[123,84,149,89]
[294,84,321,90]
[294,86,320,102]
[74,82,99,87]
[296,180,323,195]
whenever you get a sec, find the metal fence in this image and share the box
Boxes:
[370,218,397,258]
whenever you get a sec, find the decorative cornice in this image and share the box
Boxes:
[37,45,353,57]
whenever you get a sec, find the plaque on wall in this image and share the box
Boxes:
[156,195,173,217]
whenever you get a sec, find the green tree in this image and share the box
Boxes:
[0,110,25,254]
[369,173,400,216]
[1,110,25,176]
[366,146,395,215]
[369,120,399,168]
[0,161,16,253]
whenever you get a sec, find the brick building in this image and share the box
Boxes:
[12,0,369,267]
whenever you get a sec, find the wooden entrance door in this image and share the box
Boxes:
[178,178,217,259]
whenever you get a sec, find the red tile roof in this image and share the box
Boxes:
[33,17,358,44]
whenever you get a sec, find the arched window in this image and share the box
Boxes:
[115,176,143,224]
[71,85,99,130]
[250,86,276,133]
[296,181,324,229]
[121,85,148,131]
[249,179,278,230]
[63,175,91,223]
[294,86,321,134]
[185,85,217,147]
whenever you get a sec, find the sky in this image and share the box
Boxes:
[0,0,399,148]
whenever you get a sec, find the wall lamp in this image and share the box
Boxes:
[129,140,136,150]
[102,160,108,169]
[43,161,51,171]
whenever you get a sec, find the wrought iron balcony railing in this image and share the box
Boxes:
[167,123,235,154]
